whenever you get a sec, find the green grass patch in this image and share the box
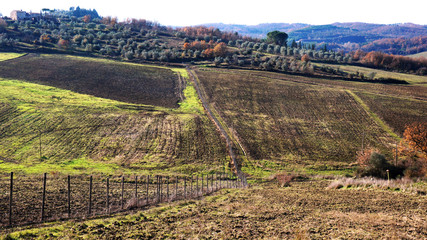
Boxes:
[346,90,400,141]
[0,52,25,61]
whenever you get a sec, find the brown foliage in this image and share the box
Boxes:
[403,122,427,155]
[273,173,294,187]
[101,16,118,27]
[360,51,427,74]
[83,15,91,23]
[356,147,379,168]
[301,54,310,62]
[213,42,227,57]
[57,39,70,49]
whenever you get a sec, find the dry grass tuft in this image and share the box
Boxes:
[327,177,420,192]
[271,172,295,187]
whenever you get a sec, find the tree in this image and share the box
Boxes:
[83,15,91,23]
[301,54,310,62]
[266,31,288,47]
[213,42,227,57]
[0,19,7,33]
[404,122,427,155]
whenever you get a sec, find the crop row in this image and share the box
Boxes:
[195,68,396,164]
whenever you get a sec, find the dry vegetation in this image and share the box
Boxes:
[4,179,426,239]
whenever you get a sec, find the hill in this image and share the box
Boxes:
[204,22,427,54]
[0,53,228,174]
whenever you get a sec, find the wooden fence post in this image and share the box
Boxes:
[88,175,93,215]
[135,175,138,207]
[67,175,71,218]
[166,176,170,202]
[121,176,124,210]
[184,176,187,199]
[41,173,47,221]
[146,175,149,205]
[190,175,193,198]
[159,176,163,203]
[175,176,178,200]
[206,174,209,193]
[201,174,204,195]
[106,177,110,215]
[211,173,213,192]
[196,176,199,197]
[9,172,13,226]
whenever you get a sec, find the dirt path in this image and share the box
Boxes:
[186,67,246,184]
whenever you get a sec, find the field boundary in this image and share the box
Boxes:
[346,90,400,141]
[1,172,243,229]
[186,67,250,183]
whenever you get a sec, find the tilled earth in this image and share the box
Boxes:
[4,179,426,239]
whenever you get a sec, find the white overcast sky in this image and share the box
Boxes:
[1,0,426,26]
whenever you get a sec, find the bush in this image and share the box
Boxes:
[356,148,400,179]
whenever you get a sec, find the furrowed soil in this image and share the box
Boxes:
[4,179,426,239]
[0,54,180,108]
[194,67,427,172]
[0,54,228,174]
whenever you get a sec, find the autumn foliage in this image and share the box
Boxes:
[396,122,427,178]
[403,122,427,155]
[183,40,227,58]
[359,51,427,75]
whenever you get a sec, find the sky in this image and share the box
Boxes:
[1,0,427,26]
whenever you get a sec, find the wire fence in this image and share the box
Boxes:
[0,172,247,228]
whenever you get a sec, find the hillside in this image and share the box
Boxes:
[0,53,228,174]
[194,67,427,174]
[205,22,427,54]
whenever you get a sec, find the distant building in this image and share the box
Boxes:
[10,10,27,21]
[10,10,41,21]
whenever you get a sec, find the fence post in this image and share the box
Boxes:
[201,174,204,195]
[206,174,209,193]
[146,175,149,205]
[88,175,92,215]
[211,173,213,192]
[175,176,178,200]
[156,175,159,203]
[166,176,170,202]
[196,176,199,197]
[9,172,13,226]
[184,176,187,199]
[67,175,71,218]
[135,175,138,207]
[190,175,193,198]
[106,177,110,215]
[159,176,163,203]
[41,173,47,221]
[121,176,124,210]
[215,173,218,191]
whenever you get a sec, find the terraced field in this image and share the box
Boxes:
[0,54,228,174]
[195,67,427,173]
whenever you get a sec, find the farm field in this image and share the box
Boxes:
[4,178,426,239]
[194,67,427,175]
[0,53,228,175]
[315,62,427,86]
[0,54,181,108]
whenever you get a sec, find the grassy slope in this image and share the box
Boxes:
[409,51,427,58]
[315,62,427,85]
[4,180,426,239]
[0,53,228,175]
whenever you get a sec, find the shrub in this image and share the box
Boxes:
[273,173,294,187]
[356,148,396,178]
